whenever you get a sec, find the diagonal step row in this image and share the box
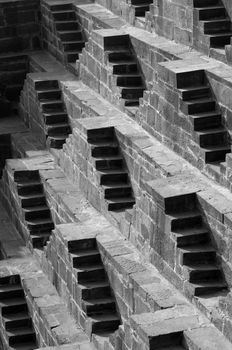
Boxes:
[178,70,230,165]
[68,237,120,334]
[34,79,71,149]
[51,3,85,66]
[0,275,37,350]
[166,192,227,296]
[87,127,135,211]
[105,35,146,108]
[14,170,54,249]
[194,0,232,49]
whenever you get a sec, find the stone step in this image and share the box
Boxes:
[80,280,111,301]
[68,238,97,252]
[16,177,41,186]
[176,70,205,89]
[187,264,222,283]
[121,86,145,99]
[174,227,209,247]
[197,127,228,147]
[82,297,116,315]
[14,170,39,184]
[58,30,83,41]
[0,285,24,300]
[124,99,140,106]
[49,3,73,12]
[180,85,210,101]
[17,183,43,196]
[204,144,230,163]
[181,245,217,265]
[104,36,130,50]
[209,32,232,47]
[47,135,67,149]
[113,62,138,74]
[9,340,37,350]
[72,249,101,267]
[23,205,50,221]
[62,40,85,52]
[203,18,231,34]
[65,51,79,62]
[164,193,197,214]
[76,264,106,283]
[106,197,135,211]
[170,211,202,231]
[148,331,183,349]
[91,313,120,334]
[0,276,20,285]
[104,183,132,199]
[194,0,221,8]
[20,193,47,208]
[192,280,227,296]
[26,218,54,232]
[181,97,216,115]
[87,127,114,142]
[46,122,71,136]
[3,311,30,330]
[99,169,128,185]
[190,111,222,131]
[34,80,59,91]
[7,326,36,347]
[37,89,61,101]
[108,51,134,63]
[30,232,51,249]
[52,10,76,21]
[91,141,119,158]
[198,6,226,21]
[95,155,124,170]
[116,74,143,87]
[43,111,68,124]
[40,100,64,112]
[0,297,28,316]
[55,21,79,31]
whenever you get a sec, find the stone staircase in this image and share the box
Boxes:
[87,127,135,211]
[194,0,232,56]
[42,1,85,70]
[167,192,227,296]
[14,170,54,249]
[0,274,37,350]
[178,70,230,166]
[149,334,185,350]
[35,79,71,149]
[68,237,120,334]
[106,36,145,108]
[131,0,153,17]
[0,54,28,102]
